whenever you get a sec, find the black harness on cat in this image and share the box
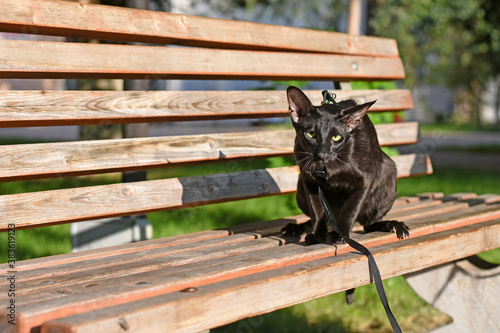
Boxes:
[315,168,402,333]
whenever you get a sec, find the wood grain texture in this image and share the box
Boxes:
[0,198,480,288]
[0,154,430,231]
[0,89,413,127]
[9,237,284,297]
[0,166,300,231]
[0,230,231,272]
[3,202,499,291]
[393,153,433,178]
[0,192,478,274]
[36,220,500,333]
[0,0,399,57]
[0,39,405,80]
[3,203,499,332]
[0,123,419,181]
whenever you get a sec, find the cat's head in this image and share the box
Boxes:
[287,86,376,177]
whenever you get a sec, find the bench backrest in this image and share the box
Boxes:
[0,0,431,232]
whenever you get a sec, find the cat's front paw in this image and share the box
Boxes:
[281,223,307,237]
[392,221,410,239]
[325,231,342,244]
[305,233,320,245]
[364,220,410,239]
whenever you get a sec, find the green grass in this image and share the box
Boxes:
[1,157,499,332]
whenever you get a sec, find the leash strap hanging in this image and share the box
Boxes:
[318,186,402,333]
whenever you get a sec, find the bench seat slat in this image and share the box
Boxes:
[0,195,486,288]
[1,229,232,272]
[0,39,405,80]
[38,219,500,333]
[11,237,284,298]
[4,202,500,296]
[0,123,419,181]
[1,192,485,277]
[0,166,300,230]
[6,202,500,300]
[4,201,499,332]
[0,90,413,127]
[0,154,431,231]
[0,234,259,287]
[0,0,399,57]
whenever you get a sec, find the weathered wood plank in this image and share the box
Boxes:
[0,230,231,272]
[5,201,500,298]
[0,39,405,80]
[0,193,461,276]
[393,153,433,178]
[385,201,469,221]
[5,209,499,331]
[0,155,430,231]
[0,123,419,181]
[0,193,427,274]
[0,234,256,285]
[7,237,284,296]
[0,90,413,127]
[37,220,500,333]
[0,0,399,57]
[0,166,300,231]
[0,131,294,181]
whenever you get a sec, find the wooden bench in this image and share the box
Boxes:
[0,1,499,332]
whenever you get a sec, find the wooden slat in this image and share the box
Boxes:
[0,131,294,181]
[0,123,419,181]
[0,0,399,57]
[0,154,430,231]
[4,200,499,292]
[0,230,232,272]
[393,153,433,178]
[38,220,500,333]
[0,89,413,127]
[0,191,472,274]
[0,39,405,80]
[3,202,499,331]
[8,237,283,296]
[0,166,300,231]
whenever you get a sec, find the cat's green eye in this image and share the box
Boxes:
[306,130,316,139]
[332,134,342,142]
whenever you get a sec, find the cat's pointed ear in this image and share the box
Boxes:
[342,100,376,132]
[287,86,313,124]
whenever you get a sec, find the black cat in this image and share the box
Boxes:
[282,86,410,245]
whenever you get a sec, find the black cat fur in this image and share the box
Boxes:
[282,86,410,245]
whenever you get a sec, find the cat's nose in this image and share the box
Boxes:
[316,149,330,161]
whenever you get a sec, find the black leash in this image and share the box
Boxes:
[317,186,402,333]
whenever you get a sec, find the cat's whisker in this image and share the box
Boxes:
[294,155,311,166]
[302,158,314,179]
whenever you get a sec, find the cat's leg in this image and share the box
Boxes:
[364,220,410,239]
[282,177,326,245]
[304,218,328,245]
[304,188,331,245]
